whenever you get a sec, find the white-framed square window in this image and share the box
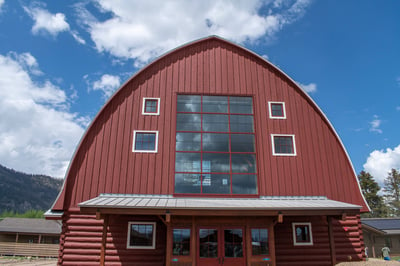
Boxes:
[127,222,156,249]
[292,222,313,246]
[142,97,160,115]
[271,134,296,156]
[268,102,286,119]
[133,130,159,153]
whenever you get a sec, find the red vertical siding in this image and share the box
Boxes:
[52,36,368,212]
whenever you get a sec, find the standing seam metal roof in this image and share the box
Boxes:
[78,194,362,211]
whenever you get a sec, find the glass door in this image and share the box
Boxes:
[198,227,245,266]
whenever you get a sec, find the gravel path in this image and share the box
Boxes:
[1,257,399,265]
[336,258,400,265]
[0,258,57,266]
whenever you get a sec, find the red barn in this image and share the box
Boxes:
[46,36,369,266]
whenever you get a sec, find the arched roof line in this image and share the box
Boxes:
[50,35,369,212]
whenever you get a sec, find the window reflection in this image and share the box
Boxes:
[176,133,201,151]
[231,134,255,152]
[230,97,253,114]
[177,95,201,112]
[231,154,256,173]
[232,175,257,194]
[175,153,201,172]
[175,95,257,195]
[177,114,201,131]
[203,96,228,113]
[202,114,229,132]
[230,115,254,133]
[202,133,229,152]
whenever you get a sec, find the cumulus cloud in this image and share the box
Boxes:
[0,52,85,178]
[364,145,400,184]
[75,0,311,66]
[369,115,383,134]
[24,5,70,36]
[24,4,85,44]
[298,82,317,93]
[92,74,121,98]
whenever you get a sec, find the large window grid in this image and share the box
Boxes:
[175,95,257,195]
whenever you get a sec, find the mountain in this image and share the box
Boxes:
[0,164,63,213]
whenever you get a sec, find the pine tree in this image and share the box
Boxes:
[358,171,388,217]
[383,168,400,216]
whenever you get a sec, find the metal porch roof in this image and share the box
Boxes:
[79,194,361,212]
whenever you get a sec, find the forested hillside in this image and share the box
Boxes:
[0,164,62,213]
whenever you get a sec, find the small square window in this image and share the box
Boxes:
[127,222,156,249]
[271,135,296,156]
[133,131,158,153]
[292,223,313,246]
[268,102,286,119]
[173,228,191,256]
[142,98,160,115]
[251,228,269,255]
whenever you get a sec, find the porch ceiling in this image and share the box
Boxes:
[78,194,361,216]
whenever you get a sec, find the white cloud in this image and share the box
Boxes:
[24,5,86,44]
[92,74,121,98]
[0,0,4,11]
[71,30,86,45]
[24,6,70,36]
[369,115,383,134]
[363,145,400,184]
[298,82,317,93]
[76,0,311,65]
[0,52,85,178]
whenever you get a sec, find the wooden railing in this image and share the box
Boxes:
[0,242,59,257]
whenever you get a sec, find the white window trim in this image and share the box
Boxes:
[133,130,159,153]
[142,97,160,115]
[292,222,313,246]
[271,134,296,156]
[268,101,286,119]
[127,221,156,249]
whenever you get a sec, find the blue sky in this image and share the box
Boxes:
[0,0,399,185]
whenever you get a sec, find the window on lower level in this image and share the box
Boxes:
[174,95,257,195]
[292,223,313,246]
[127,222,156,249]
[271,134,296,156]
[173,228,191,256]
[268,102,286,119]
[142,98,160,115]
[133,131,158,153]
[251,228,269,255]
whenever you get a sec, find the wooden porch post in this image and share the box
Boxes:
[270,220,276,266]
[191,216,196,266]
[100,215,109,266]
[328,216,336,266]
[166,220,172,266]
[15,233,19,243]
[38,234,42,244]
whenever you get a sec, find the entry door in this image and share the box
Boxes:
[198,227,245,266]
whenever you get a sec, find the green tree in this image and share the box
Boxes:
[358,171,388,217]
[383,168,400,216]
[0,209,45,219]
